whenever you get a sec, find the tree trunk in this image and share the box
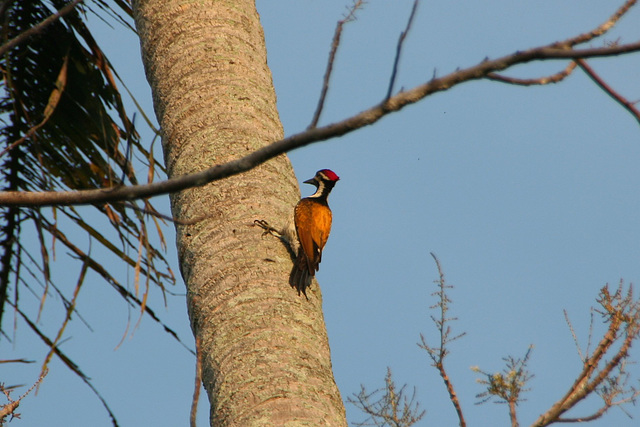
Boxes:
[132,0,347,425]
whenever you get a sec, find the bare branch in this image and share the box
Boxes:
[556,406,609,423]
[0,0,84,57]
[575,58,640,125]
[419,253,466,427]
[487,62,577,86]
[564,309,586,362]
[386,0,419,100]
[560,0,637,48]
[556,376,640,423]
[309,0,366,129]
[531,283,640,427]
[0,4,639,208]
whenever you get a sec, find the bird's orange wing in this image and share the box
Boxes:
[294,199,332,274]
[310,203,332,266]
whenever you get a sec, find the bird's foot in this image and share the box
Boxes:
[253,219,283,238]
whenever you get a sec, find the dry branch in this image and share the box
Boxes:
[309,0,365,129]
[564,0,636,47]
[386,0,419,100]
[487,62,577,86]
[419,253,466,427]
[0,1,638,209]
[576,58,640,125]
[531,284,640,427]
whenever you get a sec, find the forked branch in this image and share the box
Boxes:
[472,282,640,426]
[531,283,640,427]
[576,58,640,125]
[0,0,639,208]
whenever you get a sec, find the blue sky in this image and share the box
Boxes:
[3,0,640,426]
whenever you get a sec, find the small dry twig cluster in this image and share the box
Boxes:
[353,255,640,427]
[530,283,640,426]
[473,347,534,427]
[468,282,640,427]
[348,367,425,427]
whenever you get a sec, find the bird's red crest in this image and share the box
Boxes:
[318,169,339,182]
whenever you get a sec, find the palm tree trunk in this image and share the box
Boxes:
[132,0,347,425]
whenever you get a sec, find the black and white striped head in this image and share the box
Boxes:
[304,169,340,199]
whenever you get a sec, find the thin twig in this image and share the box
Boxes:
[309,1,365,129]
[386,0,419,100]
[487,61,577,86]
[0,0,84,56]
[575,58,640,125]
[564,309,586,362]
[557,385,640,423]
[557,407,609,423]
[561,0,637,48]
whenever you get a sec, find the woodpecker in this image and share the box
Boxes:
[290,169,340,297]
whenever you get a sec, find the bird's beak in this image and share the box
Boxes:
[303,177,316,185]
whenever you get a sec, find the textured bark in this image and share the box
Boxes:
[132,0,347,425]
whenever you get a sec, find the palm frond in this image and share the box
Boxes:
[0,1,182,422]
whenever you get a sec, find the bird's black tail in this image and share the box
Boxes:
[289,250,313,298]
